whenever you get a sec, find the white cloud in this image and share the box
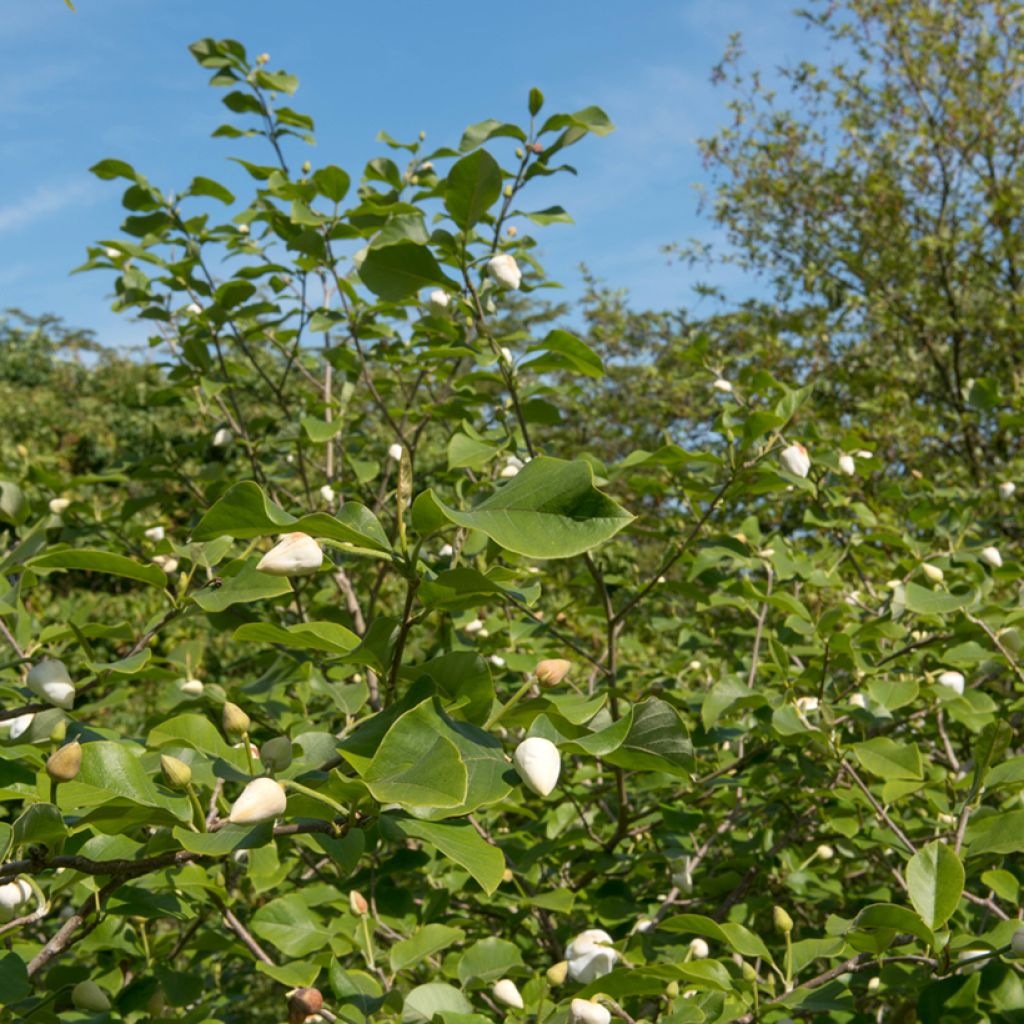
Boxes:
[0,179,99,236]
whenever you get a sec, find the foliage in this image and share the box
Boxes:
[1,11,1024,1024]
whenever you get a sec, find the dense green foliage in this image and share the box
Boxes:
[2,4,1024,1022]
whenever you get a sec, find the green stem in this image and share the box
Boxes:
[242,732,255,777]
[49,779,58,804]
[361,913,376,969]
[484,676,535,730]
[186,783,207,832]
[284,779,348,817]
[784,931,793,989]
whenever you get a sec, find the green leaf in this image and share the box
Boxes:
[390,924,466,973]
[0,952,29,1003]
[851,739,922,780]
[903,583,971,616]
[432,456,633,559]
[602,698,693,777]
[906,841,963,930]
[524,329,604,379]
[540,106,615,137]
[28,548,167,587]
[965,810,1024,857]
[445,149,503,230]
[358,243,458,302]
[851,903,934,948]
[233,620,359,654]
[402,983,473,1024]
[192,558,293,612]
[13,803,67,853]
[387,815,505,895]
[313,165,351,202]
[251,894,328,957]
[457,936,524,983]
[189,176,235,204]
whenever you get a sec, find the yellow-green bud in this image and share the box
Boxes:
[46,741,82,782]
[773,905,794,934]
[503,184,514,198]
[741,962,758,983]
[49,719,67,744]
[349,889,369,915]
[302,160,311,175]
[72,980,111,1012]
[515,147,524,159]
[160,754,192,789]
[665,981,680,998]
[260,736,293,772]
[546,960,568,985]
[501,867,514,883]
[222,702,251,738]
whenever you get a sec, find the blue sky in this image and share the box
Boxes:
[0,0,820,350]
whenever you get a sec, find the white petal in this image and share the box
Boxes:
[228,777,287,824]
[514,737,560,797]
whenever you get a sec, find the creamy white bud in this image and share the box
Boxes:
[27,659,75,710]
[418,161,434,173]
[713,377,733,393]
[514,736,560,797]
[105,247,120,260]
[634,917,654,933]
[48,498,71,515]
[228,777,287,824]
[439,544,454,557]
[837,453,856,476]
[855,449,873,459]
[570,1001,611,1024]
[921,563,944,583]
[688,659,701,671]
[212,427,232,447]
[319,484,336,503]
[867,976,881,992]
[816,844,834,860]
[780,443,811,478]
[152,555,179,574]
[999,481,1016,500]
[937,670,965,695]
[500,455,524,479]
[186,302,202,316]
[500,346,513,365]
[848,692,867,710]
[144,525,166,542]
[490,655,506,668]
[428,289,450,313]
[492,979,524,1010]
[465,618,484,634]
[180,678,204,697]
[487,253,522,290]
[388,443,404,461]
[981,545,1003,568]
[0,879,30,919]
[689,938,710,959]
[238,223,250,234]
[257,533,323,576]
[795,696,819,714]
[565,929,618,983]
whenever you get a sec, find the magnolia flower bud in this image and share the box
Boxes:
[500,455,524,479]
[514,737,560,797]
[439,543,454,557]
[465,618,485,634]
[779,443,811,479]
[848,692,867,709]
[48,497,70,515]
[921,563,944,583]
[999,481,1016,500]
[186,302,203,316]
[46,740,82,782]
[867,976,881,992]
[1,713,34,740]
[546,960,568,985]
[388,442,404,461]
[288,987,323,1024]
[180,678,204,697]
[816,844,834,860]
[212,427,232,448]
[222,702,251,737]
[349,889,369,915]
[72,981,111,1012]
[144,525,166,542]
[257,533,324,576]
[712,377,733,393]
[689,938,710,959]
[238,223,250,234]
[795,696,819,714]
[27,659,75,710]
[260,736,293,772]
[428,289,450,313]
[319,484,335,503]
[535,658,571,686]
[634,917,653,933]
[937,670,965,696]
[0,879,31,920]
[507,225,518,237]
[570,999,611,1024]
[487,253,522,290]
[838,453,856,476]
[152,554,179,574]
[51,720,66,748]
[256,52,270,64]
[773,906,794,934]
[160,754,192,789]
[229,777,287,824]
[492,979,524,1010]
[105,246,120,260]
[1011,928,1024,956]
[565,929,618,983]
[301,160,312,175]
[981,546,1003,568]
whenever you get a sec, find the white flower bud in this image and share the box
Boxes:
[855,449,873,459]
[565,929,618,983]
[500,455,524,479]
[514,736,560,797]
[713,377,733,393]
[257,533,323,576]
[418,161,434,173]
[981,546,1003,568]
[492,979,524,1010]
[0,879,31,920]
[186,302,203,316]
[465,618,485,634]
[180,678,204,697]
[570,1001,611,1024]
[212,426,232,447]
[500,346,514,365]
[429,289,450,313]
[489,655,506,668]
[3,713,35,739]
[105,247,120,260]
[152,555,179,574]
[634,917,654,933]
[144,525,166,542]
[319,484,335,503]
[487,253,522,290]
[439,544,454,557]
[838,453,856,476]
[795,696,819,714]
[921,563,944,583]
[937,670,965,696]
[48,498,70,515]
[816,844,834,860]
[228,777,287,824]
[867,976,881,992]
[848,692,867,709]
[999,481,1016,500]
[238,223,250,234]
[388,443,404,461]
[27,659,75,710]
[72,981,111,1012]
[689,938,710,959]
[779,443,811,479]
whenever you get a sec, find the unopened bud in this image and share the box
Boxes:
[515,147,524,158]
[49,720,67,744]
[535,658,571,686]
[256,52,270,65]
[528,142,543,154]
[46,741,82,782]
[302,160,311,175]
[507,225,518,237]
[773,906,793,934]
[288,987,323,1024]
[501,868,514,882]
[503,184,514,198]
[922,563,944,583]
[222,702,251,737]
[546,960,568,985]
[350,889,369,915]
[816,843,834,860]
[160,754,192,789]
[72,981,111,1012]
[260,736,293,772]
[666,981,680,998]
